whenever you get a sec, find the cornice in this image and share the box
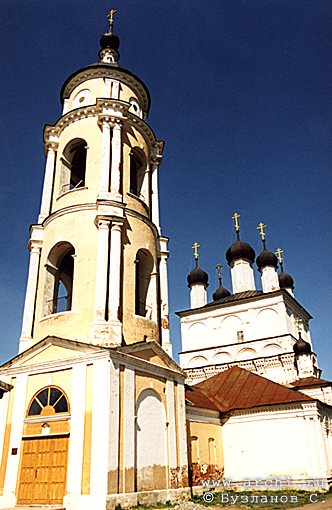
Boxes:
[60,65,150,114]
[177,289,312,320]
[43,100,164,158]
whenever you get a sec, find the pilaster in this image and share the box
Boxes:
[151,161,161,233]
[19,227,44,352]
[91,218,110,344]
[98,118,112,199]
[159,237,172,356]
[38,141,58,224]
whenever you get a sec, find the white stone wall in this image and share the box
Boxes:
[222,403,330,488]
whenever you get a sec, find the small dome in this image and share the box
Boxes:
[100,32,120,51]
[256,248,278,271]
[293,333,311,356]
[213,285,231,301]
[279,271,294,290]
[226,240,255,265]
[187,266,209,288]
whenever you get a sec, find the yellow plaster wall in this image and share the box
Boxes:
[187,421,223,467]
[135,371,166,408]
[120,84,141,106]
[0,378,15,495]
[130,349,168,368]
[17,345,86,367]
[33,208,97,344]
[81,364,93,494]
[52,117,102,211]
[122,214,159,345]
[25,369,73,415]
[66,78,106,112]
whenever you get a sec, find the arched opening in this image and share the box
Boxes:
[43,242,75,315]
[135,249,154,318]
[60,138,87,194]
[18,386,70,505]
[27,386,70,417]
[129,147,147,200]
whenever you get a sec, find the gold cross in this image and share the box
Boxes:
[257,222,267,241]
[192,242,200,260]
[275,248,284,264]
[295,317,303,332]
[232,212,240,233]
[108,9,117,32]
[216,263,222,279]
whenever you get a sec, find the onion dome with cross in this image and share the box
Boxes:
[212,264,231,301]
[225,213,255,265]
[256,222,278,271]
[187,243,209,288]
[275,248,295,291]
[293,331,312,356]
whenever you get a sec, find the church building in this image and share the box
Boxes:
[0,10,331,510]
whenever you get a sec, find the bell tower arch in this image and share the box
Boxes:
[19,14,172,356]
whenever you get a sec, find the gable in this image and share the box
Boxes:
[127,348,169,368]
[0,337,106,369]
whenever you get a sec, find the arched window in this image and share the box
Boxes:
[43,242,75,315]
[60,138,87,194]
[135,249,154,318]
[129,147,146,200]
[27,386,69,417]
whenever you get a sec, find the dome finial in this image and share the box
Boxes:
[107,8,117,34]
[216,263,222,286]
[232,212,241,240]
[213,263,231,300]
[257,222,267,248]
[99,7,120,63]
[192,241,200,268]
[275,247,284,271]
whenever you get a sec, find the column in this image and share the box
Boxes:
[151,162,161,233]
[93,219,110,323]
[19,242,42,351]
[108,221,123,345]
[110,123,122,199]
[99,119,111,195]
[108,221,122,320]
[159,237,172,356]
[38,143,58,223]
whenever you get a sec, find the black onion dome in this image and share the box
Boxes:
[213,285,231,301]
[279,271,294,290]
[100,32,120,51]
[226,240,255,265]
[293,333,311,356]
[256,248,278,271]
[187,266,209,288]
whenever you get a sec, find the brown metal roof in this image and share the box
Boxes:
[290,377,332,388]
[186,366,313,413]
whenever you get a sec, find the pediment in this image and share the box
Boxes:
[119,341,185,375]
[0,336,107,369]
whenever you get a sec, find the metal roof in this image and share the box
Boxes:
[185,366,313,413]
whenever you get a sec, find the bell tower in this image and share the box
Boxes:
[19,12,172,355]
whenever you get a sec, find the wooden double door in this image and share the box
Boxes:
[17,435,69,505]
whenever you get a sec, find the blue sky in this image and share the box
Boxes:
[1,1,332,375]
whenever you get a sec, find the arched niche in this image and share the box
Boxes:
[136,389,167,491]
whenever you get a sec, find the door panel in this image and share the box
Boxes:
[17,436,68,504]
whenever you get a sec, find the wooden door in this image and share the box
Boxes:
[17,435,69,504]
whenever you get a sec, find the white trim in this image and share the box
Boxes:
[123,367,135,470]
[166,380,177,469]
